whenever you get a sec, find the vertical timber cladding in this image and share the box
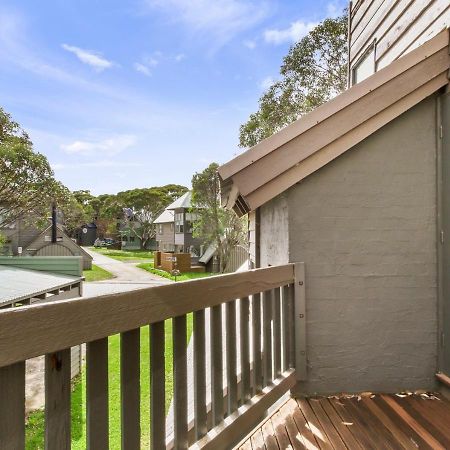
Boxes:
[349,0,450,84]
[284,95,438,394]
[259,196,289,268]
[440,92,450,375]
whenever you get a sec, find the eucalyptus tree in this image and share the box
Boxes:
[239,13,348,148]
[191,163,247,273]
[0,107,73,228]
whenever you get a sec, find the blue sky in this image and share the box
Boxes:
[0,0,346,195]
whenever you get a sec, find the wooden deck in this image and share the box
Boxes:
[238,393,450,450]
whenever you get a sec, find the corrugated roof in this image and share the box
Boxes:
[199,242,217,264]
[154,209,174,224]
[0,266,81,307]
[165,191,192,210]
[219,30,450,216]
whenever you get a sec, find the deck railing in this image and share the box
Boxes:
[0,263,305,450]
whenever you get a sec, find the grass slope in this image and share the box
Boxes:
[90,247,154,262]
[25,317,193,449]
[137,264,213,281]
[83,264,114,282]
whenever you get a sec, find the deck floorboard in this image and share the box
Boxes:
[238,393,450,450]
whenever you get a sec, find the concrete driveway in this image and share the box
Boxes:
[83,247,171,296]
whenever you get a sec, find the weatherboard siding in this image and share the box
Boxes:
[0,256,83,277]
[156,223,175,251]
[349,0,450,83]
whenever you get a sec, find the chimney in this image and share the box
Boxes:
[51,203,57,243]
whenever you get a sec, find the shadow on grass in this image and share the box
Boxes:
[25,374,85,450]
[25,316,193,448]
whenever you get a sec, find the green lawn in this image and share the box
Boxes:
[89,247,154,262]
[25,317,193,449]
[137,264,214,281]
[83,264,114,282]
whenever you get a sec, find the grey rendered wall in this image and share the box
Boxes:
[270,95,437,394]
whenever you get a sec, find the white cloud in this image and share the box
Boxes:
[61,134,137,156]
[174,53,186,62]
[327,1,346,18]
[243,39,256,50]
[144,56,159,67]
[52,161,140,170]
[264,20,317,45]
[134,62,152,76]
[134,52,185,75]
[144,0,270,47]
[61,44,113,71]
[259,76,276,90]
[134,54,160,76]
[0,10,135,100]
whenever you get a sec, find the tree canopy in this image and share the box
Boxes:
[0,107,74,228]
[191,163,246,272]
[239,12,348,148]
[73,185,188,247]
[119,186,186,249]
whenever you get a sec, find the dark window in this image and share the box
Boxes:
[175,212,184,233]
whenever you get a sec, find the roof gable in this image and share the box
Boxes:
[154,209,174,224]
[219,29,450,216]
[166,191,192,210]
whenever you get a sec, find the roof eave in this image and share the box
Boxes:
[219,29,450,214]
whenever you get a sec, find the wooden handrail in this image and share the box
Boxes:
[0,264,294,367]
[0,262,304,450]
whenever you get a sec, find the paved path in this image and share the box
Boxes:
[83,248,171,296]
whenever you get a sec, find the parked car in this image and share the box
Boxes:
[93,238,106,248]
[94,238,117,248]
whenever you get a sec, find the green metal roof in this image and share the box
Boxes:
[0,266,82,307]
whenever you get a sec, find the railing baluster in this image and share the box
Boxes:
[87,338,109,450]
[0,362,25,450]
[226,300,237,415]
[282,285,291,370]
[121,329,140,450]
[262,290,273,386]
[288,284,296,369]
[252,293,262,395]
[150,321,165,450]
[173,315,188,449]
[210,304,223,426]
[240,296,251,404]
[273,288,281,377]
[193,310,207,440]
[45,349,71,450]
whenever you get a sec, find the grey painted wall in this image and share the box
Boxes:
[261,95,438,394]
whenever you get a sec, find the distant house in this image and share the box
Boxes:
[119,208,156,250]
[75,222,97,246]
[154,209,174,252]
[0,217,93,270]
[154,192,203,254]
